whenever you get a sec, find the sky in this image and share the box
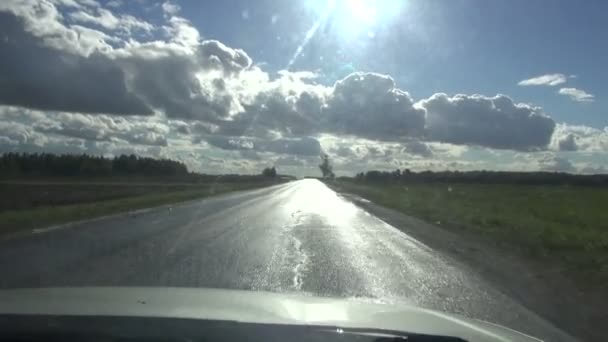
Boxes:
[0,0,607,176]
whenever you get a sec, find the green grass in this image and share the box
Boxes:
[333,180,608,280]
[0,182,277,234]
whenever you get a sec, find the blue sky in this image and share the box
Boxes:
[0,0,607,175]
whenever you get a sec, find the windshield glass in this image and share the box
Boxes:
[0,1,606,342]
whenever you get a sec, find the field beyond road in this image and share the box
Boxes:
[0,179,282,235]
[332,180,608,283]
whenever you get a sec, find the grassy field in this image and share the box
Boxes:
[0,180,280,235]
[333,180,608,280]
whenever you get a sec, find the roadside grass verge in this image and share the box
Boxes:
[331,180,608,283]
[0,181,278,235]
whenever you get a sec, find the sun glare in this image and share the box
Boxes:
[291,0,403,68]
[344,0,378,25]
[320,0,401,39]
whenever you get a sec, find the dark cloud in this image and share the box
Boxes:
[0,12,152,116]
[323,73,425,140]
[170,121,191,135]
[119,51,236,121]
[420,93,555,151]
[402,140,433,157]
[2,0,591,176]
[235,89,320,137]
[198,40,252,75]
[557,133,577,151]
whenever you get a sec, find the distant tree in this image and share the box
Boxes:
[262,166,277,178]
[0,153,189,178]
[392,169,401,180]
[319,154,335,179]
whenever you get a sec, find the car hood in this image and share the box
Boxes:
[0,287,540,342]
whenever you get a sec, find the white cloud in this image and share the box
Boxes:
[537,154,576,173]
[50,0,100,9]
[1,0,606,175]
[163,16,200,47]
[0,0,104,56]
[76,0,99,7]
[106,0,122,8]
[518,73,567,87]
[0,1,561,153]
[322,72,425,140]
[557,133,577,151]
[558,87,595,102]
[0,121,48,147]
[550,123,608,152]
[69,8,153,33]
[4,110,169,147]
[162,1,181,16]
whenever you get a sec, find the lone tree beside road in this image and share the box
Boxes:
[262,166,277,178]
[319,154,335,179]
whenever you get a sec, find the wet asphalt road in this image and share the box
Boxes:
[0,179,571,341]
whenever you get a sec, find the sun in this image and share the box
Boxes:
[291,0,403,67]
[336,0,378,25]
[320,0,401,39]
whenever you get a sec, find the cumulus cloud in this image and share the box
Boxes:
[0,0,110,56]
[161,1,181,16]
[418,93,555,151]
[0,11,152,115]
[550,123,608,152]
[0,0,258,121]
[198,40,252,75]
[33,112,169,146]
[518,73,567,87]
[222,70,327,138]
[402,140,433,157]
[118,50,240,121]
[106,0,122,8]
[323,73,425,140]
[0,121,48,147]
[170,120,191,135]
[558,88,594,102]
[557,133,577,151]
[2,0,603,175]
[537,154,575,173]
[69,8,153,33]
[0,0,562,153]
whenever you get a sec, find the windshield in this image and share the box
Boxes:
[0,1,606,342]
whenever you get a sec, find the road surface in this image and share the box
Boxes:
[0,179,571,341]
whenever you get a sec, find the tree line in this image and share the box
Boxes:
[351,169,608,186]
[0,152,188,178]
